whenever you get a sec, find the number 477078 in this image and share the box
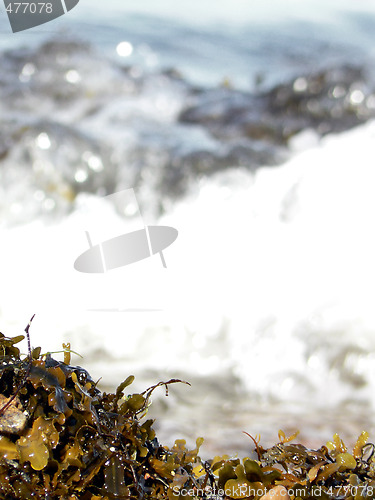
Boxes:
[5,3,53,14]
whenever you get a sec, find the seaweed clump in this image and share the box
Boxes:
[0,322,201,499]
[0,321,375,499]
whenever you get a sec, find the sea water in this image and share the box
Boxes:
[1,0,375,456]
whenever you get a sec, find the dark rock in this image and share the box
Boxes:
[179,65,375,145]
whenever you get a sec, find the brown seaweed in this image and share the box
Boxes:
[0,320,374,499]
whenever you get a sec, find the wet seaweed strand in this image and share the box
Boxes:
[0,321,374,499]
[0,315,34,418]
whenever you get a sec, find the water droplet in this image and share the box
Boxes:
[116,41,134,57]
[88,155,103,172]
[36,133,51,150]
[332,85,346,99]
[293,77,307,92]
[350,89,364,105]
[65,69,81,84]
[19,63,36,82]
[75,169,88,183]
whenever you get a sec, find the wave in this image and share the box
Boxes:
[1,37,375,453]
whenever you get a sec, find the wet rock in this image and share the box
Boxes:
[0,120,116,225]
[1,37,375,223]
[179,65,375,144]
[265,65,375,137]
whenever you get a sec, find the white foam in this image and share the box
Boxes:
[1,120,375,409]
